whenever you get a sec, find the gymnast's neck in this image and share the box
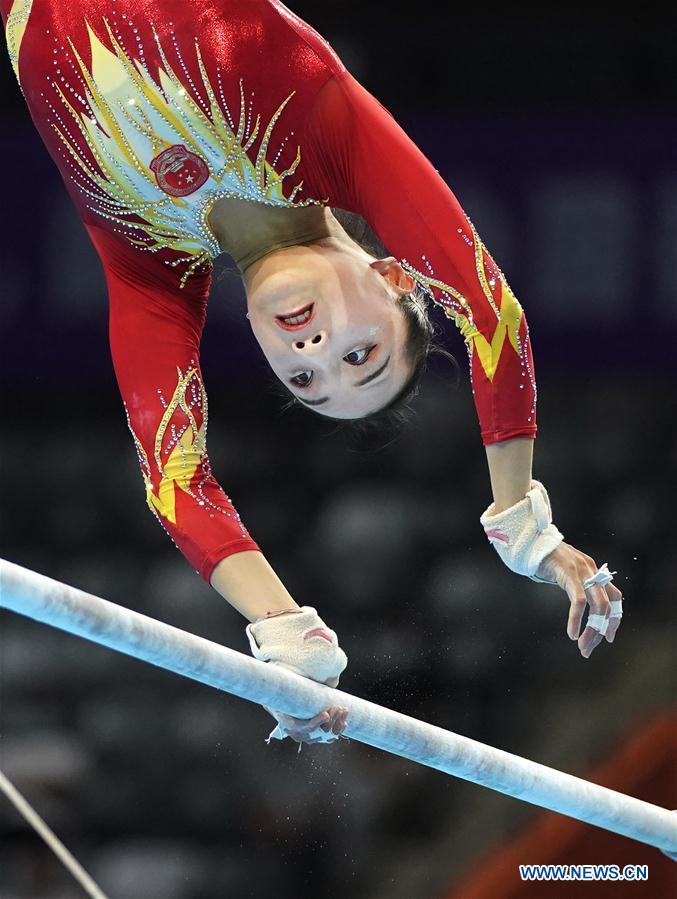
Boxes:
[208,198,345,275]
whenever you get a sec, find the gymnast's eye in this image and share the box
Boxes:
[290,370,313,388]
[343,345,375,366]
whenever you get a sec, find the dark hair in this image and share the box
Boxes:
[279,209,459,443]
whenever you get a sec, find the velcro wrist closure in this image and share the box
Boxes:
[479,479,564,579]
[245,607,348,684]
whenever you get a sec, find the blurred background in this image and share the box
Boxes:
[1,2,676,897]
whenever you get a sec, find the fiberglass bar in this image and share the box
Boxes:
[1,558,675,856]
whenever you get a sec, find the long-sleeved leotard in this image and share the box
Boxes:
[3,0,537,582]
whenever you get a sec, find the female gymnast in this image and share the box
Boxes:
[3,0,623,746]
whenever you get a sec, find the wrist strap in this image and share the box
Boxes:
[246,606,347,684]
[479,479,564,578]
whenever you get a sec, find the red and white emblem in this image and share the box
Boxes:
[150,144,209,197]
[484,528,511,545]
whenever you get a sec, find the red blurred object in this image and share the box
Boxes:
[442,710,677,899]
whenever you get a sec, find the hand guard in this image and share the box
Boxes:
[245,608,348,744]
[479,479,564,582]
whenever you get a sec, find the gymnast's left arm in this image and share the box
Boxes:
[302,70,623,658]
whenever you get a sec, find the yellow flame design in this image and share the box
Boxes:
[452,280,523,381]
[5,0,34,82]
[402,221,524,382]
[51,18,321,283]
[129,367,207,525]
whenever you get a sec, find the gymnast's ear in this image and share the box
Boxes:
[369,257,416,294]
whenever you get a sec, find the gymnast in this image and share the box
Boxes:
[3,0,623,747]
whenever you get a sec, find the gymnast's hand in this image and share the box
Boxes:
[264,675,349,745]
[533,543,624,659]
[480,479,623,658]
[245,608,349,745]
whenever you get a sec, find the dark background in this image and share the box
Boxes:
[1,3,676,898]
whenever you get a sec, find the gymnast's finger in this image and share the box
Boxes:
[286,705,348,741]
[578,568,612,659]
[578,621,606,659]
[603,581,623,643]
[287,709,331,735]
[321,705,349,735]
[313,705,349,736]
[319,679,349,732]
[564,571,588,642]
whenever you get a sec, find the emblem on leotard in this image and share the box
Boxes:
[51,22,320,284]
[149,145,209,197]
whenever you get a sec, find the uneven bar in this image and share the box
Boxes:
[1,558,675,856]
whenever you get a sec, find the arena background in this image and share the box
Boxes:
[1,3,675,897]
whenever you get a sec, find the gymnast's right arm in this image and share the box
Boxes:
[94,228,348,742]
[90,225,297,624]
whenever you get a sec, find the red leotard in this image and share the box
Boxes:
[2,0,537,581]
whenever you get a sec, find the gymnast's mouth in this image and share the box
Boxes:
[275,302,315,330]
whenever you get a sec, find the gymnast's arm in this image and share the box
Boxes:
[89,226,302,624]
[95,240,348,740]
[302,71,623,656]
[304,71,537,506]
[210,552,299,623]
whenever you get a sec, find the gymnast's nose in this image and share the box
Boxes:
[292,331,327,355]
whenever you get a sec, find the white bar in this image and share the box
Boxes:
[1,558,675,856]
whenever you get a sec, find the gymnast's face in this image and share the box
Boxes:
[244,239,415,418]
